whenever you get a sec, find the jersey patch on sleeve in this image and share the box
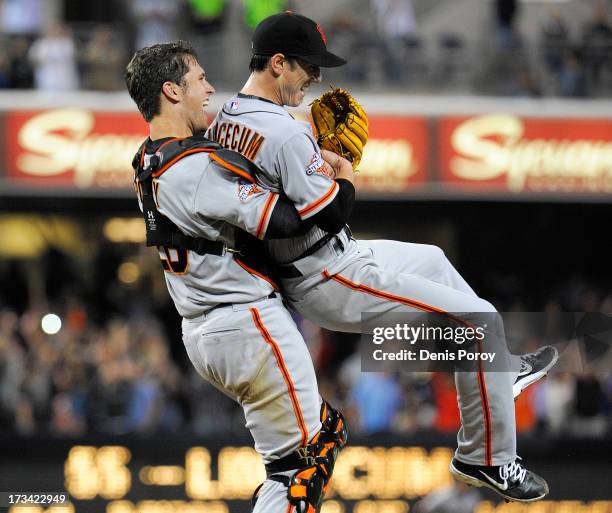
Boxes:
[306,152,332,178]
[238,181,262,202]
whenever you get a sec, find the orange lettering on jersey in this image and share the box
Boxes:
[214,122,228,145]
[215,122,265,161]
[223,123,233,148]
[244,133,265,161]
[231,125,240,151]
[237,128,252,154]
[208,124,217,141]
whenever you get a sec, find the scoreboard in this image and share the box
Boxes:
[1,438,611,513]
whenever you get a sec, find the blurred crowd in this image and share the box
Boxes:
[0,0,612,96]
[0,305,186,437]
[1,278,610,439]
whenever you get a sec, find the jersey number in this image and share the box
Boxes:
[159,246,189,274]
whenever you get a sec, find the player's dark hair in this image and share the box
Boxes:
[125,41,198,122]
[249,54,270,72]
[249,54,299,73]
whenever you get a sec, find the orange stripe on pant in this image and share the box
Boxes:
[323,269,493,466]
[250,307,309,448]
[477,339,493,466]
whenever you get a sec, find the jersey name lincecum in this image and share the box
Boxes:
[208,95,338,263]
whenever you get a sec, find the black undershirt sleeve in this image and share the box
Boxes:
[309,179,355,234]
[265,179,355,238]
[265,194,313,238]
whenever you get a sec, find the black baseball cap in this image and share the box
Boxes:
[252,11,347,68]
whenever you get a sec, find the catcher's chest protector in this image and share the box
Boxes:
[132,136,278,282]
[132,136,227,256]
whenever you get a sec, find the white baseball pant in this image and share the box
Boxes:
[182,294,321,512]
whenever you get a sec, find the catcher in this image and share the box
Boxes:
[126,40,350,513]
[208,10,558,505]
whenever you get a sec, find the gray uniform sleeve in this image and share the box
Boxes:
[195,160,279,240]
[276,133,339,220]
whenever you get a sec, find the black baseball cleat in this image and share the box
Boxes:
[449,457,549,502]
[513,345,559,399]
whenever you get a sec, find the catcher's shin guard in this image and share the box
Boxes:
[253,400,348,512]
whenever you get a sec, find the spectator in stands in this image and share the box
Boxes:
[370,0,418,83]
[0,309,26,431]
[540,8,570,85]
[559,47,588,97]
[581,1,612,91]
[326,12,372,84]
[242,0,288,30]
[7,36,34,88]
[186,0,227,32]
[128,0,180,50]
[87,359,133,435]
[28,22,79,91]
[0,50,9,88]
[125,359,163,434]
[0,0,44,40]
[480,0,529,95]
[50,392,86,437]
[431,372,460,433]
[186,372,239,435]
[351,372,401,433]
[81,26,125,91]
[514,385,536,434]
[570,372,608,437]
[1,274,611,438]
[535,373,571,435]
[511,68,542,97]
[495,0,519,48]
[137,332,184,433]
[14,392,36,436]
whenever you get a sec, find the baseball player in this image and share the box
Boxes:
[125,41,349,513]
[207,12,559,503]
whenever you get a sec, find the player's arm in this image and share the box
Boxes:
[310,150,355,234]
[267,193,313,238]
[195,159,310,240]
[277,134,355,234]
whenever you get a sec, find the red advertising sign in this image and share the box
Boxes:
[5,109,148,188]
[440,115,612,193]
[357,116,429,191]
[3,110,429,193]
[5,109,611,196]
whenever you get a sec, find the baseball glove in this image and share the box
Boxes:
[310,87,368,169]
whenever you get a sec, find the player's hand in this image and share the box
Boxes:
[321,149,355,184]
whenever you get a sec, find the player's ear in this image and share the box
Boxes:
[161,81,182,104]
[269,53,286,77]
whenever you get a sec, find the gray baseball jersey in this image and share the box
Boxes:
[137,143,323,513]
[140,150,279,318]
[208,94,341,264]
[210,94,525,468]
